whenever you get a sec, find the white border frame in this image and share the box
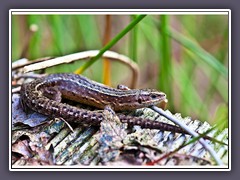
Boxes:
[9,9,231,171]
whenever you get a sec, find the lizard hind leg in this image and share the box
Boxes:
[42,86,62,103]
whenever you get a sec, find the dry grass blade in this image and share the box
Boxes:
[22,50,139,88]
[150,105,224,165]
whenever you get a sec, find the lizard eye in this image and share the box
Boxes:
[150,94,157,99]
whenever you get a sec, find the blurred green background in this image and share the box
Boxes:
[11,14,229,128]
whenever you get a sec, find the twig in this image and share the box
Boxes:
[22,50,139,88]
[150,105,224,165]
[12,87,21,94]
[58,118,74,133]
[12,57,53,70]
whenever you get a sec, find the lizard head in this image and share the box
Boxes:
[136,89,167,107]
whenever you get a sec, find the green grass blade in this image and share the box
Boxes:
[168,29,228,78]
[47,15,78,55]
[129,15,138,62]
[76,15,101,49]
[12,16,20,60]
[173,63,208,120]
[27,15,44,59]
[158,15,174,109]
[76,15,147,74]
